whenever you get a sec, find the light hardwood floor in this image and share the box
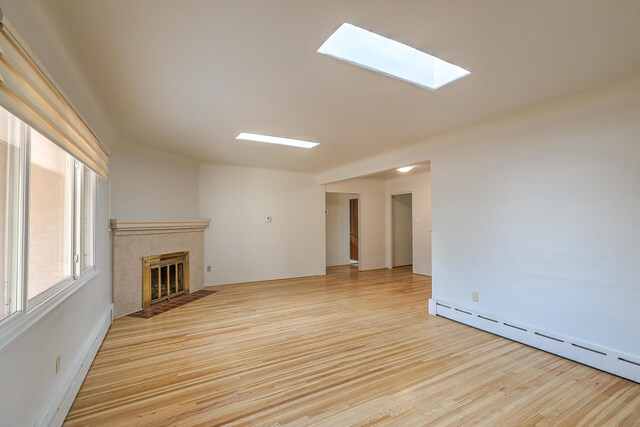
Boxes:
[65,266,640,426]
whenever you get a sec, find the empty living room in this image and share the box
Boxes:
[0,1,639,426]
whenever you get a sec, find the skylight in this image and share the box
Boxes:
[236,132,319,149]
[317,23,470,90]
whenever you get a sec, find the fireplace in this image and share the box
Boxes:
[111,219,209,317]
[142,251,190,309]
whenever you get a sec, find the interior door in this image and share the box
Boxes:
[349,198,359,261]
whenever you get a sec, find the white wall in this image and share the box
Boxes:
[386,171,432,275]
[199,164,320,285]
[431,81,640,358]
[325,177,387,271]
[392,194,413,267]
[325,192,354,266]
[320,77,640,364]
[0,1,115,425]
[110,143,200,219]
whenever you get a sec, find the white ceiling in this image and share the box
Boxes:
[38,0,640,172]
[366,163,430,181]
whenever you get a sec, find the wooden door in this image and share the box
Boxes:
[349,199,359,261]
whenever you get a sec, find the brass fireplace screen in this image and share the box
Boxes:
[142,252,190,309]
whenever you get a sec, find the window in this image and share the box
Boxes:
[0,107,23,321]
[28,130,74,299]
[317,23,470,90]
[0,104,97,321]
[0,13,107,334]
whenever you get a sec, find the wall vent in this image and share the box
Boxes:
[619,358,640,367]
[572,343,607,356]
[535,332,564,343]
[504,323,527,332]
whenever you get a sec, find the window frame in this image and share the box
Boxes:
[80,165,97,274]
[2,114,28,323]
[0,115,99,351]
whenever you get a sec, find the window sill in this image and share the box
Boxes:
[0,268,101,355]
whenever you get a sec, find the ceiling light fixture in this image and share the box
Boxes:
[397,165,415,173]
[318,23,470,90]
[236,132,319,149]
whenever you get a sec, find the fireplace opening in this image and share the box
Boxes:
[142,252,189,309]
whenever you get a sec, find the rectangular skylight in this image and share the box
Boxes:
[236,132,319,149]
[317,23,470,90]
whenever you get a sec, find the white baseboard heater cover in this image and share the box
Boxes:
[428,299,639,383]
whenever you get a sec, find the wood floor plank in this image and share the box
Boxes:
[65,266,640,426]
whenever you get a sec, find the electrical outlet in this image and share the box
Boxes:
[55,355,61,374]
[207,265,212,272]
[472,292,479,302]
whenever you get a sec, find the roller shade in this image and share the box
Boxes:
[0,12,109,178]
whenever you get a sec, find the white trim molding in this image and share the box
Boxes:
[428,298,640,383]
[40,304,113,427]
[110,218,210,235]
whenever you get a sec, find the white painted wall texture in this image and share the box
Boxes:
[431,80,640,358]
[199,164,320,285]
[110,143,200,219]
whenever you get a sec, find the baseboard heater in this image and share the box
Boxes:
[428,299,639,383]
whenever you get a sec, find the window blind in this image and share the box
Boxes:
[0,11,109,178]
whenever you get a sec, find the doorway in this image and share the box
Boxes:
[392,193,412,267]
[325,192,360,268]
[349,198,359,263]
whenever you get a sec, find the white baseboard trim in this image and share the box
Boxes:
[428,298,437,315]
[39,304,113,427]
[428,298,639,383]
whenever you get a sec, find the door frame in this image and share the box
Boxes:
[323,191,361,271]
[349,196,359,264]
[386,191,413,270]
[348,194,361,270]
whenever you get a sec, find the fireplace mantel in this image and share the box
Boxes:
[110,219,210,235]
[111,218,209,317]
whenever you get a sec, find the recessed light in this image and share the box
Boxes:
[397,165,415,173]
[236,132,319,149]
[318,23,470,90]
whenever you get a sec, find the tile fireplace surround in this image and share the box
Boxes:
[110,219,210,318]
